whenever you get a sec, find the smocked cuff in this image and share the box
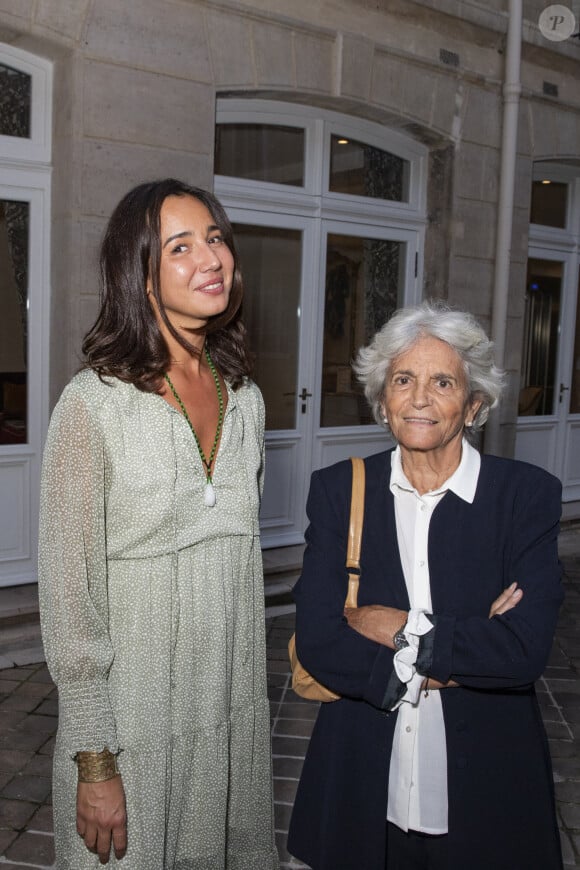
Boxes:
[57,680,119,758]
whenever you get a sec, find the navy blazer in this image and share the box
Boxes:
[288,450,564,870]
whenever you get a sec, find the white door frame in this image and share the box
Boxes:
[215,100,427,545]
[515,171,580,496]
[0,169,51,586]
[0,43,52,587]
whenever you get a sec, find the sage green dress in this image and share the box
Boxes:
[38,369,279,870]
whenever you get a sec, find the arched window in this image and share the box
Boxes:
[215,100,427,545]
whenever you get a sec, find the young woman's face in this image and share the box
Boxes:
[153,194,234,331]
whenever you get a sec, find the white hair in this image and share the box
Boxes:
[353,300,505,435]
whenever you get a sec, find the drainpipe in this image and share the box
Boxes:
[484,0,522,455]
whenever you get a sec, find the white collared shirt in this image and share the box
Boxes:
[387,439,481,834]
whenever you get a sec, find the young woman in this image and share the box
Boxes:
[39,179,279,870]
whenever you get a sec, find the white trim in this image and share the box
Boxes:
[216,99,426,545]
[0,44,52,164]
[216,98,428,215]
[0,42,52,586]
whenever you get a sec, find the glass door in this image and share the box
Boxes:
[0,174,50,586]
[0,198,29,445]
[515,252,580,498]
[312,223,418,473]
[233,214,419,545]
[231,212,318,546]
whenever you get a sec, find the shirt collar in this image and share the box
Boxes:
[390,438,481,504]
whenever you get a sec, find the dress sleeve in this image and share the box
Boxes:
[38,382,118,757]
[254,384,266,499]
[294,467,402,709]
[426,469,564,689]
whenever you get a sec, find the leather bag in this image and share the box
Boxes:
[288,456,365,702]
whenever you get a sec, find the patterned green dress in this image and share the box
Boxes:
[38,369,279,870]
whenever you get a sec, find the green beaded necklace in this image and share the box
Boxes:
[164,347,224,507]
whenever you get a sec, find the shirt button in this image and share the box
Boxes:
[419,560,425,567]
[406,725,412,733]
[420,504,426,512]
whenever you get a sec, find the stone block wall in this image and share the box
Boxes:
[0,0,578,458]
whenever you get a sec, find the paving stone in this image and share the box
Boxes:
[0,797,36,829]
[0,750,34,775]
[562,829,576,865]
[38,736,55,757]
[0,730,49,752]
[557,780,580,801]
[19,714,58,734]
[276,702,319,720]
[12,682,53,699]
[26,667,55,685]
[20,755,53,778]
[560,802,580,830]
[274,801,293,831]
[5,830,55,864]
[0,828,18,853]
[0,694,43,713]
[1,774,52,803]
[273,777,299,804]
[35,698,58,716]
[27,804,53,834]
[273,756,306,779]
[274,718,316,738]
[272,736,311,758]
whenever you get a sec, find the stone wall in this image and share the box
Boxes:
[0,0,579,457]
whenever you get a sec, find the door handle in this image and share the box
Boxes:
[559,383,570,403]
[282,388,312,413]
[299,388,313,414]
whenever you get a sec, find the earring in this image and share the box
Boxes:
[465,421,473,429]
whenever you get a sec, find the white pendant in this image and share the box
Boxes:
[204,482,216,507]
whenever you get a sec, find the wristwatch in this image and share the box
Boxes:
[393,619,409,651]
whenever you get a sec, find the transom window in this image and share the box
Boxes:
[0,62,31,139]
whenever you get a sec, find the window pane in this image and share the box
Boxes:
[569,270,580,414]
[530,180,567,228]
[0,200,29,444]
[215,124,304,186]
[321,234,405,427]
[329,135,409,202]
[519,258,562,417]
[0,63,31,139]
[234,224,301,429]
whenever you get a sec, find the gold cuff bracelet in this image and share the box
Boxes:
[76,748,119,783]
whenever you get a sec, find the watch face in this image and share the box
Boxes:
[394,630,409,651]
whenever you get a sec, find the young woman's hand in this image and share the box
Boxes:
[76,775,127,864]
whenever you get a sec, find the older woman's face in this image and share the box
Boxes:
[382,335,482,456]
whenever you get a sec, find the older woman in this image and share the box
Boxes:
[287,302,563,870]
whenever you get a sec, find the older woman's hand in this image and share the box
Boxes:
[489,582,523,618]
[343,605,407,648]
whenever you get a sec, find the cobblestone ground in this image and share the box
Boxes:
[2,530,580,868]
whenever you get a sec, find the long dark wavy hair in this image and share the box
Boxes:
[82,178,252,390]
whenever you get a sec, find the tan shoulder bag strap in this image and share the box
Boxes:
[344,456,365,609]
